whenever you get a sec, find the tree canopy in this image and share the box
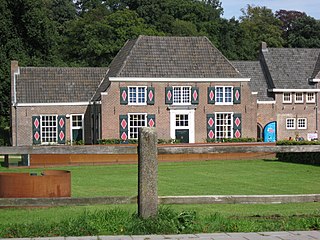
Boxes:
[0,0,319,145]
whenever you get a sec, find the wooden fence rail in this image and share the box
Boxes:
[1,144,320,155]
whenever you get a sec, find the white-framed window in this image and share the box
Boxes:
[215,86,233,105]
[128,86,146,105]
[286,118,295,129]
[128,113,147,139]
[71,114,84,142]
[215,113,232,139]
[283,93,292,103]
[41,115,57,144]
[173,86,191,105]
[297,118,307,129]
[176,114,189,127]
[295,93,303,103]
[306,92,315,103]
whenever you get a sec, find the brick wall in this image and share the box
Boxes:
[101,80,257,143]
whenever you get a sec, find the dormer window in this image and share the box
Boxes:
[306,92,315,103]
[295,93,303,103]
[283,93,292,103]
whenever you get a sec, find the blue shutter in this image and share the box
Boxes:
[32,116,41,145]
[208,87,215,104]
[120,87,128,105]
[119,115,128,142]
[191,87,199,104]
[165,87,173,105]
[147,87,155,105]
[57,115,66,144]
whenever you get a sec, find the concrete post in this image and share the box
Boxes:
[138,127,158,219]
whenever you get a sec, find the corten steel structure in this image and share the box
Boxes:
[10,36,320,147]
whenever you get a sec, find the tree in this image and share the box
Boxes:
[239,5,284,59]
[286,15,320,48]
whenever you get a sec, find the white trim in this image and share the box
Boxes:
[283,93,292,103]
[295,92,304,103]
[70,114,84,144]
[252,92,258,95]
[101,92,108,96]
[128,113,148,139]
[13,67,20,106]
[286,118,296,130]
[109,77,250,82]
[269,89,320,93]
[257,101,276,104]
[306,92,316,103]
[310,78,320,83]
[128,86,147,105]
[16,102,91,107]
[170,109,195,143]
[297,118,307,130]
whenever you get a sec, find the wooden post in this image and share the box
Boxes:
[4,155,9,167]
[138,127,158,218]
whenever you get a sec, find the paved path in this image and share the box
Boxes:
[4,231,320,240]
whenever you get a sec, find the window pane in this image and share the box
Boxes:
[129,114,146,139]
[215,113,232,140]
[41,115,57,143]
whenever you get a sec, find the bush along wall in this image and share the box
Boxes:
[276,140,320,165]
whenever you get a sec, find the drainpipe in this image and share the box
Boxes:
[12,66,20,146]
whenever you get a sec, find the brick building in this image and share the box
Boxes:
[10,36,320,146]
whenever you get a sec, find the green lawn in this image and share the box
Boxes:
[0,159,319,235]
[1,159,319,197]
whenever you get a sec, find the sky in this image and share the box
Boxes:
[220,0,320,20]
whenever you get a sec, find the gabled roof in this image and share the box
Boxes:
[261,47,320,89]
[231,61,274,101]
[92,36,243,100]
[16,67,107,103]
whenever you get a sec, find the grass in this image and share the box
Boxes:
[1,159,319,197]
[0,159,319,237]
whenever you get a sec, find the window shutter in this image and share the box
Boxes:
[147,87,155,105]
[191,87,199,105]
[233,87,241,104]
[32,116,41,145]
[120,87,128,105]
[165,86,173,105]
[207,87,215,104]
[147,114,156,127]
[119,115,128,141]
[57,115,66,144]
[233,113,242,138]
[206,114,215,140]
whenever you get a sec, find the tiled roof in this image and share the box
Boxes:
[231,61,274,101]
[261,48,320,89]
[92,36,243,100]
[16,67,107,103]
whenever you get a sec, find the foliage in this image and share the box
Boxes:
[206,137,256,143]
[0,207,319,238]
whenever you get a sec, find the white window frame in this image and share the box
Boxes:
[297,118,307,129]
[306,92,315,103]
[215,86,233,105]
[170,109,195,143]
[295,93,303,103]
[173,86,191,105]
[40,115,58,144]
[215,112,233,140]
[128,86,147,105]
[128,113,147,139]
[283,93,292,103]
[70,114,84,143]
[286,118,295,129]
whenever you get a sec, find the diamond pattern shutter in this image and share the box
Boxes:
[32,116,41,145]
[147,87,155,105]
[57,115,66,144]
[165,86,173,105]
[233,87,241,104]
[120,87,128,105]
[233,113,242,138]
[119,115,128,141]
[191,87,199,105]
[206,114,215,140]
[147,114,156,127]
[207,87,215,104]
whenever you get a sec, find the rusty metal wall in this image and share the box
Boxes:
[0,170,71,198]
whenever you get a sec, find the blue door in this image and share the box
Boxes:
[264,121,276,142]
